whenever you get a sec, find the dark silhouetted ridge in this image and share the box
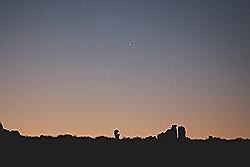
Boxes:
[0,123,249,167]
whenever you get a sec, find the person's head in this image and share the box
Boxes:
[114,129,120,140]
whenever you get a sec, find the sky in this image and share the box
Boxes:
[0,0,249,139]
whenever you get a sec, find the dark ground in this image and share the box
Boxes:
[1,129,249,167]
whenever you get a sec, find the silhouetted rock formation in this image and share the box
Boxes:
[0,123,249,167]
[178,126,186,141]
[0,122,3,131]
[114,129,120,140]
[157,125,177,142]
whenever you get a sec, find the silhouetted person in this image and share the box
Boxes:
[178,126,186,141]
[114,129,120,140]
[0,122,3,131]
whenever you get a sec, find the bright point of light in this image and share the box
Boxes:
[128,42,133,46]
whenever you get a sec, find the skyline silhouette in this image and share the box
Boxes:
[0,122,249,141]
[1,122,249,167]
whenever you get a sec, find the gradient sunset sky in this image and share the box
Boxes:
[0,0,249,139]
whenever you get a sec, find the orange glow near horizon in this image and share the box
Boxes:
[1,89,249,139]
[0,0,250,139]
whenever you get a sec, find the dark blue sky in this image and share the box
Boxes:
[0,0,249,138]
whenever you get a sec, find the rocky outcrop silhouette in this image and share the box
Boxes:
[0,123,249,167]
[157,125,178,142]
[0,122,3,131]
[178,126,186,141]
